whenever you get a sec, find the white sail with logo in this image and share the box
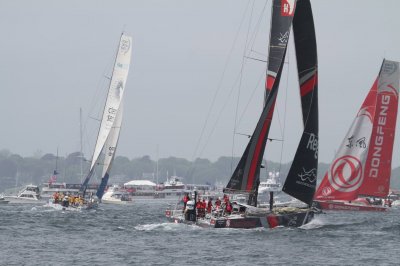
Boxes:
[81,33,132,194]
[96,102,124,199]
[315,60,399,201]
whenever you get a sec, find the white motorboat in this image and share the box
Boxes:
[157,176,188,199]
[4,185,45,204]
[258,171,282,194]
[0,195,9,204]
[102,185,133,205]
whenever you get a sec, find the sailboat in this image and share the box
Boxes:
[166,0,318,228]
[80,33,132,204]
[48,33,132,211]
[313,59,399,212]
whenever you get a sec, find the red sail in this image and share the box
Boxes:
[361,60,399,198]
[314,79,378,201]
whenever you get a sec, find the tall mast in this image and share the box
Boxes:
[80,108,83,183]
[156,145,159,185]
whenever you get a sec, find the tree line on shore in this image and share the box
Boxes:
[1,149,399,192]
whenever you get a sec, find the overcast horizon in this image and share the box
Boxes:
[1,0,400,166]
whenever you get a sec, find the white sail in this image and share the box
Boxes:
[95,102,124,199]
[101,101,123,178]
[89,34,132,171]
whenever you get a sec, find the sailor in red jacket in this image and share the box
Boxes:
[182,193,190,212]
[196,199,205,218]
[225,200,232,215]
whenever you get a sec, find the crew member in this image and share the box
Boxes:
[225,200,232,215]
[207,198,213,213]
[196,199,204,218]
[183,193,190,212]
[215,198,221,210]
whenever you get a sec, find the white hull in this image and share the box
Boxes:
[44,201,97,211]
[102,198,133,205]
[391,200,400,207]
[4,196,45,204]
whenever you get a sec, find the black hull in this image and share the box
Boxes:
[165,209,314,229]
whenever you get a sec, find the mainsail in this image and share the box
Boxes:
[314,60,399,201]
[81,34,132,195]
[361,60,399,197]
[281,0,318,206]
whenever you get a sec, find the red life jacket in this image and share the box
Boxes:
[183,195,188,203]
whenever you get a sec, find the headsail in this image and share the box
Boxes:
[96,102,124,199]
[80,33,132,194]
[361,60,399,198]
[224,0,295,206]
[314,61,395,201]
[224,66,283,197]
[282,0,318,206]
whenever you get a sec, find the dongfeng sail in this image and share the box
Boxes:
[314,59,399,211]
[81,34,132,196]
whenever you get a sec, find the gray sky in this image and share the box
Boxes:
[0,0,399,166]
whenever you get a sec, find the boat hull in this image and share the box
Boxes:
[165,208,313,229]
[101,199,133,205]
[45,201,98,211]
[4,196,46,204]
[313,200,387,212]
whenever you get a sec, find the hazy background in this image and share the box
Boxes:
[0,0,399,167]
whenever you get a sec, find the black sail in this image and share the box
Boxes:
[282,0,318,206]
[224,66,283,196]
[224,0,296,206]
[265,0,297,100]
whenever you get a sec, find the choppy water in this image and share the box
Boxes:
[1,200,399,266]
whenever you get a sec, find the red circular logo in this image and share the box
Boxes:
[328,155,363,192]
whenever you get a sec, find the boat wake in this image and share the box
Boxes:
[299,216,326,230]
[30,205,58,212]
[134,222,200,232]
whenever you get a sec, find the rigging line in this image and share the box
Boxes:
[278,38,291,178]
[231,0,256,174]
[244,56,268,63]
[237,68,266,126]
[250,49,268,58]
[248,0,270,55]
[190,0,252,163]
[82,35,121,160]
[197,62,248,160]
